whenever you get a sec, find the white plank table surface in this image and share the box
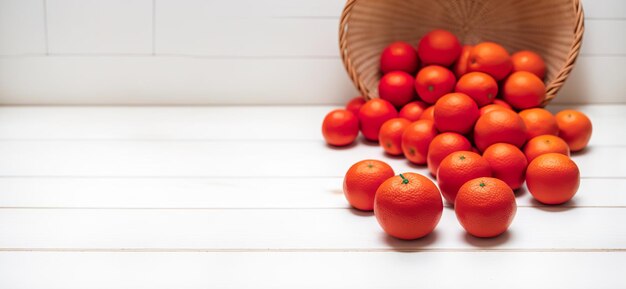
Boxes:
[0,104,625,288]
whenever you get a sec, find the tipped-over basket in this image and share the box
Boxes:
[339,0,584,105]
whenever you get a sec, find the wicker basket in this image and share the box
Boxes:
[339,0,584,105]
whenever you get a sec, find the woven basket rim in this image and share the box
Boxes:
[339,0,585,105]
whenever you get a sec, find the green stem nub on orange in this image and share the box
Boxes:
[399,174,409,184]
[479,182,486,188]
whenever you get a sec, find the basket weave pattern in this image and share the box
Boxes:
[339,0,584,105]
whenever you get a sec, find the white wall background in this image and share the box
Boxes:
[0,0,624,105]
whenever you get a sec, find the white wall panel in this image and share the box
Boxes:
[582,0,626,19]
[0,56,358,105]
[156,0,344,17]
[0,55,623,104]
[0,0,46,55]
[0,0,623,104]
[155,16,338,57]
[46,0,153,54]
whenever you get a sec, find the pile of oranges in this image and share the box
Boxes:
[322,29,593,240]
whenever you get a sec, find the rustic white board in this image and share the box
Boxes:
[0,105,623,288]
[1,252,624,289]
[0,177,624,209]
[0,138,621,177]
[0,105,621,145]
[0,207,624,250]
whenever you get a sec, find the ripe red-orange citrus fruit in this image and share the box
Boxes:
[358,99,398,141]
[380,41,419,74]
[345,97,366,115]
[399,100,428,121]
[526,153,580,205]
[417,29,462,66]
[474,109,527,152]
[427,132,473,176]
[343,160,395,211]
[401,120,438,165]
[523,135,570,162]
[375,173,443,240]
[379,118,411,156]
[455,177,517,238]
[555,110,593,152]
[467,42,513,81]
[482,143,527,190]
[437,151,492,204]
[415,65,456,104]
[433,92,479,134]
[502,71,546,110]
[322,109,359,146]
[518,108,559,140]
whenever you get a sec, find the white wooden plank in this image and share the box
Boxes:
[582,20,626,55]
[151,0,625,19]
[0,177,623,209]
[0,106,329,141]
[156,0,344,18]
[555,56,626,104]
[582,0,626,19]
[1,251,624,289]
[0,0,47,56]
[0,105,620,145]
[154,18,625,57]
[0,177,346,209]
[0,55,621,105]
[155,11,338,57]
[0,56,358,105]
[46,0,153,54]
[0,207,624,250]
[0,139,621,177]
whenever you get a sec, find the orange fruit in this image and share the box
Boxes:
[415,65,456,104]
[358,99,398,141]
[345,97,366,115]
[399,100,428,121]
[433,92,479,134]
[380,41,419,74]
[455,72,498,107]
[374,173,443,240]
[379,118,411,156]
[479,103,509,116]
[379,71,416,108]
[401,120,438,165]
[519,108,558,140]
[511,50,546,79]
[526,153,580,205]
[502,71,546,110]
[343,160,395,211]
[419,105,435,121]
[482,143,527,190]
[493,99,512,110]
[555,110,593,152]
[322,109,359,146]
[455,177,517,238]
[453,45,473,77]
[427,132,473,176]
[467,42,513,81]
[474,109,527,152]
[523,135,570,162]
[437,151,492,204]
[417,29,462,66]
